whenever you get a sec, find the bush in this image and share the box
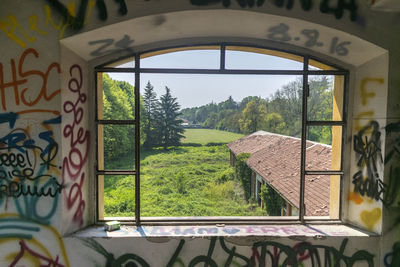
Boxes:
[217,167,235,183]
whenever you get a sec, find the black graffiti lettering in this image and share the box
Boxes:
[191,0,265,7]
[45,0,128,30]
[354,121,382,179]
[89,35,134,57]
[0,152,27,168]
[114,35,135,50]
[320,0,358,21]
[82,235,374,266]
[267,23,291,42]
[96,0,108,20]
[90,37,121,56]
[114,0,128,15]
[352,170,385,201]
[274,0,312,10]
[0,179,62,198]
[301,29,322,47]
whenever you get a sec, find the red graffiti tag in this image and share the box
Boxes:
[0,48,61,113]
[10,240,65,267]
[62,64,89,227]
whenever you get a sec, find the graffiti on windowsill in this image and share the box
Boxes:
[82,236,374,266]
[190,0,358,21]
[89,34,134,57]
[384,242,400,267]
[267,23,351,56]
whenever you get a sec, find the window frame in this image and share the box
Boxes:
[94,43,349,226]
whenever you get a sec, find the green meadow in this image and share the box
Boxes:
[103,129,266,217]
[181,129,244,144]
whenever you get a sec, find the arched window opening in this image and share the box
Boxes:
[95,45,347,225]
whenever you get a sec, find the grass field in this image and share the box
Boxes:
[103,128,265,218]
[181,129,244,144]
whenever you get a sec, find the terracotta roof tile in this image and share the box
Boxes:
[227,131,331,216]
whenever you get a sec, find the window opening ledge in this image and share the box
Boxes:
[70,223,377,239]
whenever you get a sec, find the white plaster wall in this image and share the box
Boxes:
[0,0,399,266]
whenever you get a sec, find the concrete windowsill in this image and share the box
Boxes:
[70,224,376,239]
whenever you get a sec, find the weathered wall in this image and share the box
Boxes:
[0,0,399,266]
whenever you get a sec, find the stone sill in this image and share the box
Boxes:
[70,224,376,239]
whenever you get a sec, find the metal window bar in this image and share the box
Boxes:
[135,53,141,226]
[299,56,309,224]
[95,44,348,225]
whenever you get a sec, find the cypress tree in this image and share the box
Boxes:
[142,81,159,148]
[155,86,184,150]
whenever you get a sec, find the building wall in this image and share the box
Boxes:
[0,0,399,266]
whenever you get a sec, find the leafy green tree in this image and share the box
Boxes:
[142,81,159,148]
[102,74,134,162]
[239,98,267,134]
[155,86,185,149]
[262,113,287,135]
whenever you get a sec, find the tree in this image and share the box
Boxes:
[239,98,267,134]
[263,113,287,135]
[102,74,134,162]
[142,81,159,148]
[155,86,185,149]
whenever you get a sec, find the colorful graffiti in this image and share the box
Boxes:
[81,236,374,267]
[0,113,62,223]
[126,225,351,237]
[0,48,61,113]
[190,0,358,21]
[62,64,90,227]
[0,0,97,47]
[0,213,70,267]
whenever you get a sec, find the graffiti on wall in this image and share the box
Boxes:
[352,120,384,201]
[266,23,351,56]
[81,236,374,267]
[0,0,127,48]
[45,0,127,30]
[62,64,90,227]
[349,77,386,231]
[0,213,70,266]
[88,34,134,56]
[0,48,61,113]
[190,0,358,21]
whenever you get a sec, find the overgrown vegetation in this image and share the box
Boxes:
[260,184,286,216]
[234,153,253,201]
[104,144,267,217]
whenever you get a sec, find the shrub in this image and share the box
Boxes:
[217,167,235,183]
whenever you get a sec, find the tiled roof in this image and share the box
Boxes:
[227,131,331,216]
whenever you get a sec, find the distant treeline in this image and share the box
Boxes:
[180,76,334,143]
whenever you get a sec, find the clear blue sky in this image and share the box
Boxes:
[108,49,303,109]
